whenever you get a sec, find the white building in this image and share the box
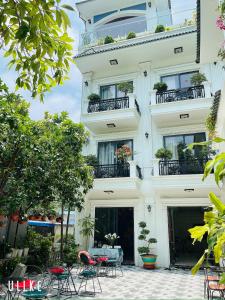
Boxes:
[75,0,225,268]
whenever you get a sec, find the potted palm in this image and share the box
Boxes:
[155,148,172,160]
[138,222,157,269]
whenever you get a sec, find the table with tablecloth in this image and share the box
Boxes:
[88,248,123,263]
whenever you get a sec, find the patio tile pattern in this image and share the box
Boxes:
[73,266,204,300]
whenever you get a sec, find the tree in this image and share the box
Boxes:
[0,0,75,101]
[188,137,225,279]
[0,79,94,250]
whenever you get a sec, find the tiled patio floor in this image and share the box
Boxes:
[73,266,204,300]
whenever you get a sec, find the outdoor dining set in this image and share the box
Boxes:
[204,265,225,300]
[0,247,124,299]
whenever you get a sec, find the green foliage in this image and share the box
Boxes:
[0,79,94,218]
[117,82,133,95]
[138,221,157,255]
[205,90,221,138]
[0,257,22,279]
[87,93,101,101]
[79,215,96,238]
[25,229,53,266]
[188,138,225,277]
[0,1,75,101]
[63,234,79,266]
[190,73,207,86]
[155,148,172,160]
[155,25,165,33]
[127,32,136,39]
[85,155,98,167]
[104,36,114,44]
[153,82,168,92]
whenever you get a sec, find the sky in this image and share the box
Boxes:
[0,0,196,123]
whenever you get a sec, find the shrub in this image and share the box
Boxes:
[104,36,114,44]
[191,73,207,86]
[85,155,98,167]
[137,222,157,256]
[117,81,133,95]
[153,82,168,92]
[127,32,136,39]
[155,25,165,33]
[87,93,101,101]
[155,148,172,160]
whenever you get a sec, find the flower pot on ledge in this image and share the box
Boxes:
[141,254,157,269]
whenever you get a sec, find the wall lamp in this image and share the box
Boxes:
[147,205,151,213]
[145,132,149,139]
[148,2,151,7]
[84,81,88,87]
[144,70,148,77]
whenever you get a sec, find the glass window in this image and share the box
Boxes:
[100,82,133,100]
[161,71,198,90]
[98,140,133,164]
[164,133,206,159]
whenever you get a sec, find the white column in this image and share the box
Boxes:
[82,72,93,114]
[150,89,157,105]
[203,81,212,98]
[129,160,137,178]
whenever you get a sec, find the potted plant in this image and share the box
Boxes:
[104,233,120,248]
[138,222,157,269]
[79,215,97,249]
[104,35,114,44]
[117,82,133,96]
[190,72,207,86]
[153,82,168,92]
[155,25,165,33]
[85,155,98,167]
[115,144,132,163]
[127,32,136,39]
[87,93,101,102]
[155,148,172,160]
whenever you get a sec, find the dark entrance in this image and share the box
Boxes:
[168,206,207,267]
[95,207,134,264]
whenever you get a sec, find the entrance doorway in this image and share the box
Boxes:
[168,206,207,267]
[95,207,134,264]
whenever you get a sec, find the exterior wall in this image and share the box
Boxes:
[75,1,225,268]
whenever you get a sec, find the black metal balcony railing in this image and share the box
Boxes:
[94,163,130,178]
[159,158,208,176]
[88,97,129,113]
[156,85,205,104]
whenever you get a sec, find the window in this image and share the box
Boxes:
[98,140,133,164]
[161,71,198,90]
[164,133,206,159]
[100,82,133,100]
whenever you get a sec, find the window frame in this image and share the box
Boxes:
[161,71,199,90]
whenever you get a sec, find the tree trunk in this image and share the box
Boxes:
[60,202,64,261]
[65,205,71,244]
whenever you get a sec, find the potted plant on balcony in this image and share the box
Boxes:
[127,32,136,39]
[117,81,133,97]
[88,93,101,102]
[155,148,172,160]
[153,82,168,92]
[115,145,132,163]
[155,24,165,33]
[190,73,207,86]
[138,222,157,269]
[104,36,114,44]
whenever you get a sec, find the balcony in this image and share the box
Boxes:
[155,85,205,104]
[82,94,141,134]
[150,82,213,128]
[87,161,143,200]
[158,158,208,176]
[78,12,196,54]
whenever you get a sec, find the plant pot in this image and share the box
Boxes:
[23,248,29,257]
[29,215,36,220]
[42,216,47,222]
[6,253,12,258]
[19,220,27,225]
[11,248,18,257]
[11,212,19,222]
[17,249,23,257]
[141,254,157,269]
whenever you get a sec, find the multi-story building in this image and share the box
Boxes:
[75,0,225,267]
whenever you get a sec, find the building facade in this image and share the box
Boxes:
[75,0,225,267]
